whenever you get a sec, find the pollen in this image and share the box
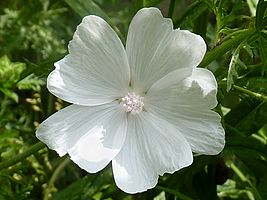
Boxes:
[121,92,144,114]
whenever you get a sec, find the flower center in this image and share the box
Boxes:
[121,92,144,114]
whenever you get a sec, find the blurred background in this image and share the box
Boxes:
[0,0,267,199]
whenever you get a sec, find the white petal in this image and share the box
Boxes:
[184,68,218,101]
[48,15,130,106]
[36,102,127,173]
[126,7,206,93]
[112,112,192,194]
[148,68,192,93]
[145,68,225,155]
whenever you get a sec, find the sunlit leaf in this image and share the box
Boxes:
[0,88,18,102]
[247,0,259,16]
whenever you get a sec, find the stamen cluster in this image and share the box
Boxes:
[121,92,144,114]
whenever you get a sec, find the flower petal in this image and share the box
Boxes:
[145,68,225,155]
[48,15,130,106]
[36,102,127,173]
[148,68,192,93]
[112,112,192,194]
[126,7,206,93]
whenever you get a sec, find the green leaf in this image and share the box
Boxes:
[258,32,267,74]
[236,102,267,135]
[200,29,256,67]
[226,134,267,158]
[227,44,249,92]
[258,174,267,199]
[193,9,208,39]
[0,55,25,87]
[17,74,44,91]
[174,1,208,28]
[217,179,251,199]
[53,168,112,200]
[224,98,261,126]
[0,175,12,199]
[238,77,267,93]
[156,186,193,200]
[227,48,241,92]
[247,0,259,16]
[134,0,163,8]
[142,0,163,6]
[0,88,18,102]
[255,0,267,30]
[64,0,110,22]
[20,58,57,79]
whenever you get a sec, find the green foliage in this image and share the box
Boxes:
[0,0,267,199]
[64,0,109,20]
[0,55,24,102]
[0,1,66,60]
[0,55,44,102]
[255,0,267,30]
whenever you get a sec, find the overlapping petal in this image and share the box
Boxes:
[112,112,193,193]
[36,7,226,195]
[126,7,206,93]
[145,68,225,155]
[48,15,130,106]
[36,102,127,173]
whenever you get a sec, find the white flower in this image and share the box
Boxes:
[36,7,225,194]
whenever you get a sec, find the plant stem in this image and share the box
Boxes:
[230,162,262,200]
[44,157,70,200]
[47,93,54,117]
[168,0,176,18]
[0,142,46,170]
[233,85,267,102]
